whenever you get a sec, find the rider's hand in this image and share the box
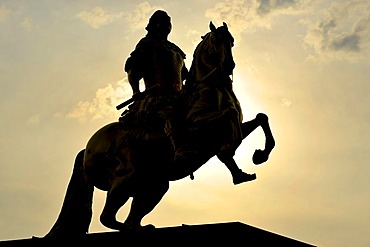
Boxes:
[132,92,141,100]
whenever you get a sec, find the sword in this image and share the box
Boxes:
[116,84,159,110]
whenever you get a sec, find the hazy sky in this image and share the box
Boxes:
[1,1,369,246]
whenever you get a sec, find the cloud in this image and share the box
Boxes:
[205,0,254,42]
[256,0,308,16]
[75,2,159,30]
[302,1,370,62]
[205,0,370,62]
[67,78,132,122]
[27,114,40,125]
[205,0,313,43]
[124,2,159,31]
[0,4,10,23]
[76,6,123,29]
[20,17,36,31]
[0,5,38,32]
[281,97,292,107]
[331,34,360,52]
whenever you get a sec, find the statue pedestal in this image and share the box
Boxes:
[0,221,316,246]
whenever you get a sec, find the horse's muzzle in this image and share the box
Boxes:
[224,61,235,75]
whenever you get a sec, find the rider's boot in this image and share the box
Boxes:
[166,128,196,163]
[171,136,197,164]
[163,115,197,163]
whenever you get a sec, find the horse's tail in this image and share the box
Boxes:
[44,149,94,239]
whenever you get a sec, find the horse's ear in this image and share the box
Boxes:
[223,22,228,30]
[210,21,216,32]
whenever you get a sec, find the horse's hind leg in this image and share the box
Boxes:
[124,181,169,229]
[100,179,169,230]
[100,177,132,231]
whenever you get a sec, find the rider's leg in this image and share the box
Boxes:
[164,117,187,158]
[124,181,169,228]
[159,105,195,162]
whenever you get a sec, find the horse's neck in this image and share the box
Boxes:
[189,59,217,84]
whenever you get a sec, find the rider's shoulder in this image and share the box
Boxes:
[133,37,186,59]
[129,37,151,55]
[136,36,157,49]
[166,40,186,59]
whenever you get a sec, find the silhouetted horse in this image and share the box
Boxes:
[45,22,275,239]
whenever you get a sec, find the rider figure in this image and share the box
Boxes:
[124,10,191,162]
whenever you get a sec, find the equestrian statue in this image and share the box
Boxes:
[44,10,275,239]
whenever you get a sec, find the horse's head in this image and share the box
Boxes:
[190,22,235,83]
[208,21,235,75]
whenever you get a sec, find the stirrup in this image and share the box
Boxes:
[173,149,197,162]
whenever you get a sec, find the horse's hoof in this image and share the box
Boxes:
[252,149,269,165]
[142,224,156,230]
[120,223,155,232]
[256,113,268,122]
[233,172,256,185]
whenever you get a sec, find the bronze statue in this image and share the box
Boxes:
[44,13,275,239]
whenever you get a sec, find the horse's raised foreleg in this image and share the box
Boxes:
[215,112,264,185]
[217,154,257,185]
[242,113,275,165]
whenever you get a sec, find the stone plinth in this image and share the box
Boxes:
[0,221,316,246]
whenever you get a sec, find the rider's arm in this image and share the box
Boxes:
[124,51,143,95]
[181,63,189,82]
[127,70,141,95]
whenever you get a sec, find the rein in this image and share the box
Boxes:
[199,67,217,83]
[198,67,233,83]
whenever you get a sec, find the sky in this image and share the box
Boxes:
[0,1,369,246]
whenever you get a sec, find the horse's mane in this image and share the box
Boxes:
[187,32,213,84]
[193,32,215,57]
